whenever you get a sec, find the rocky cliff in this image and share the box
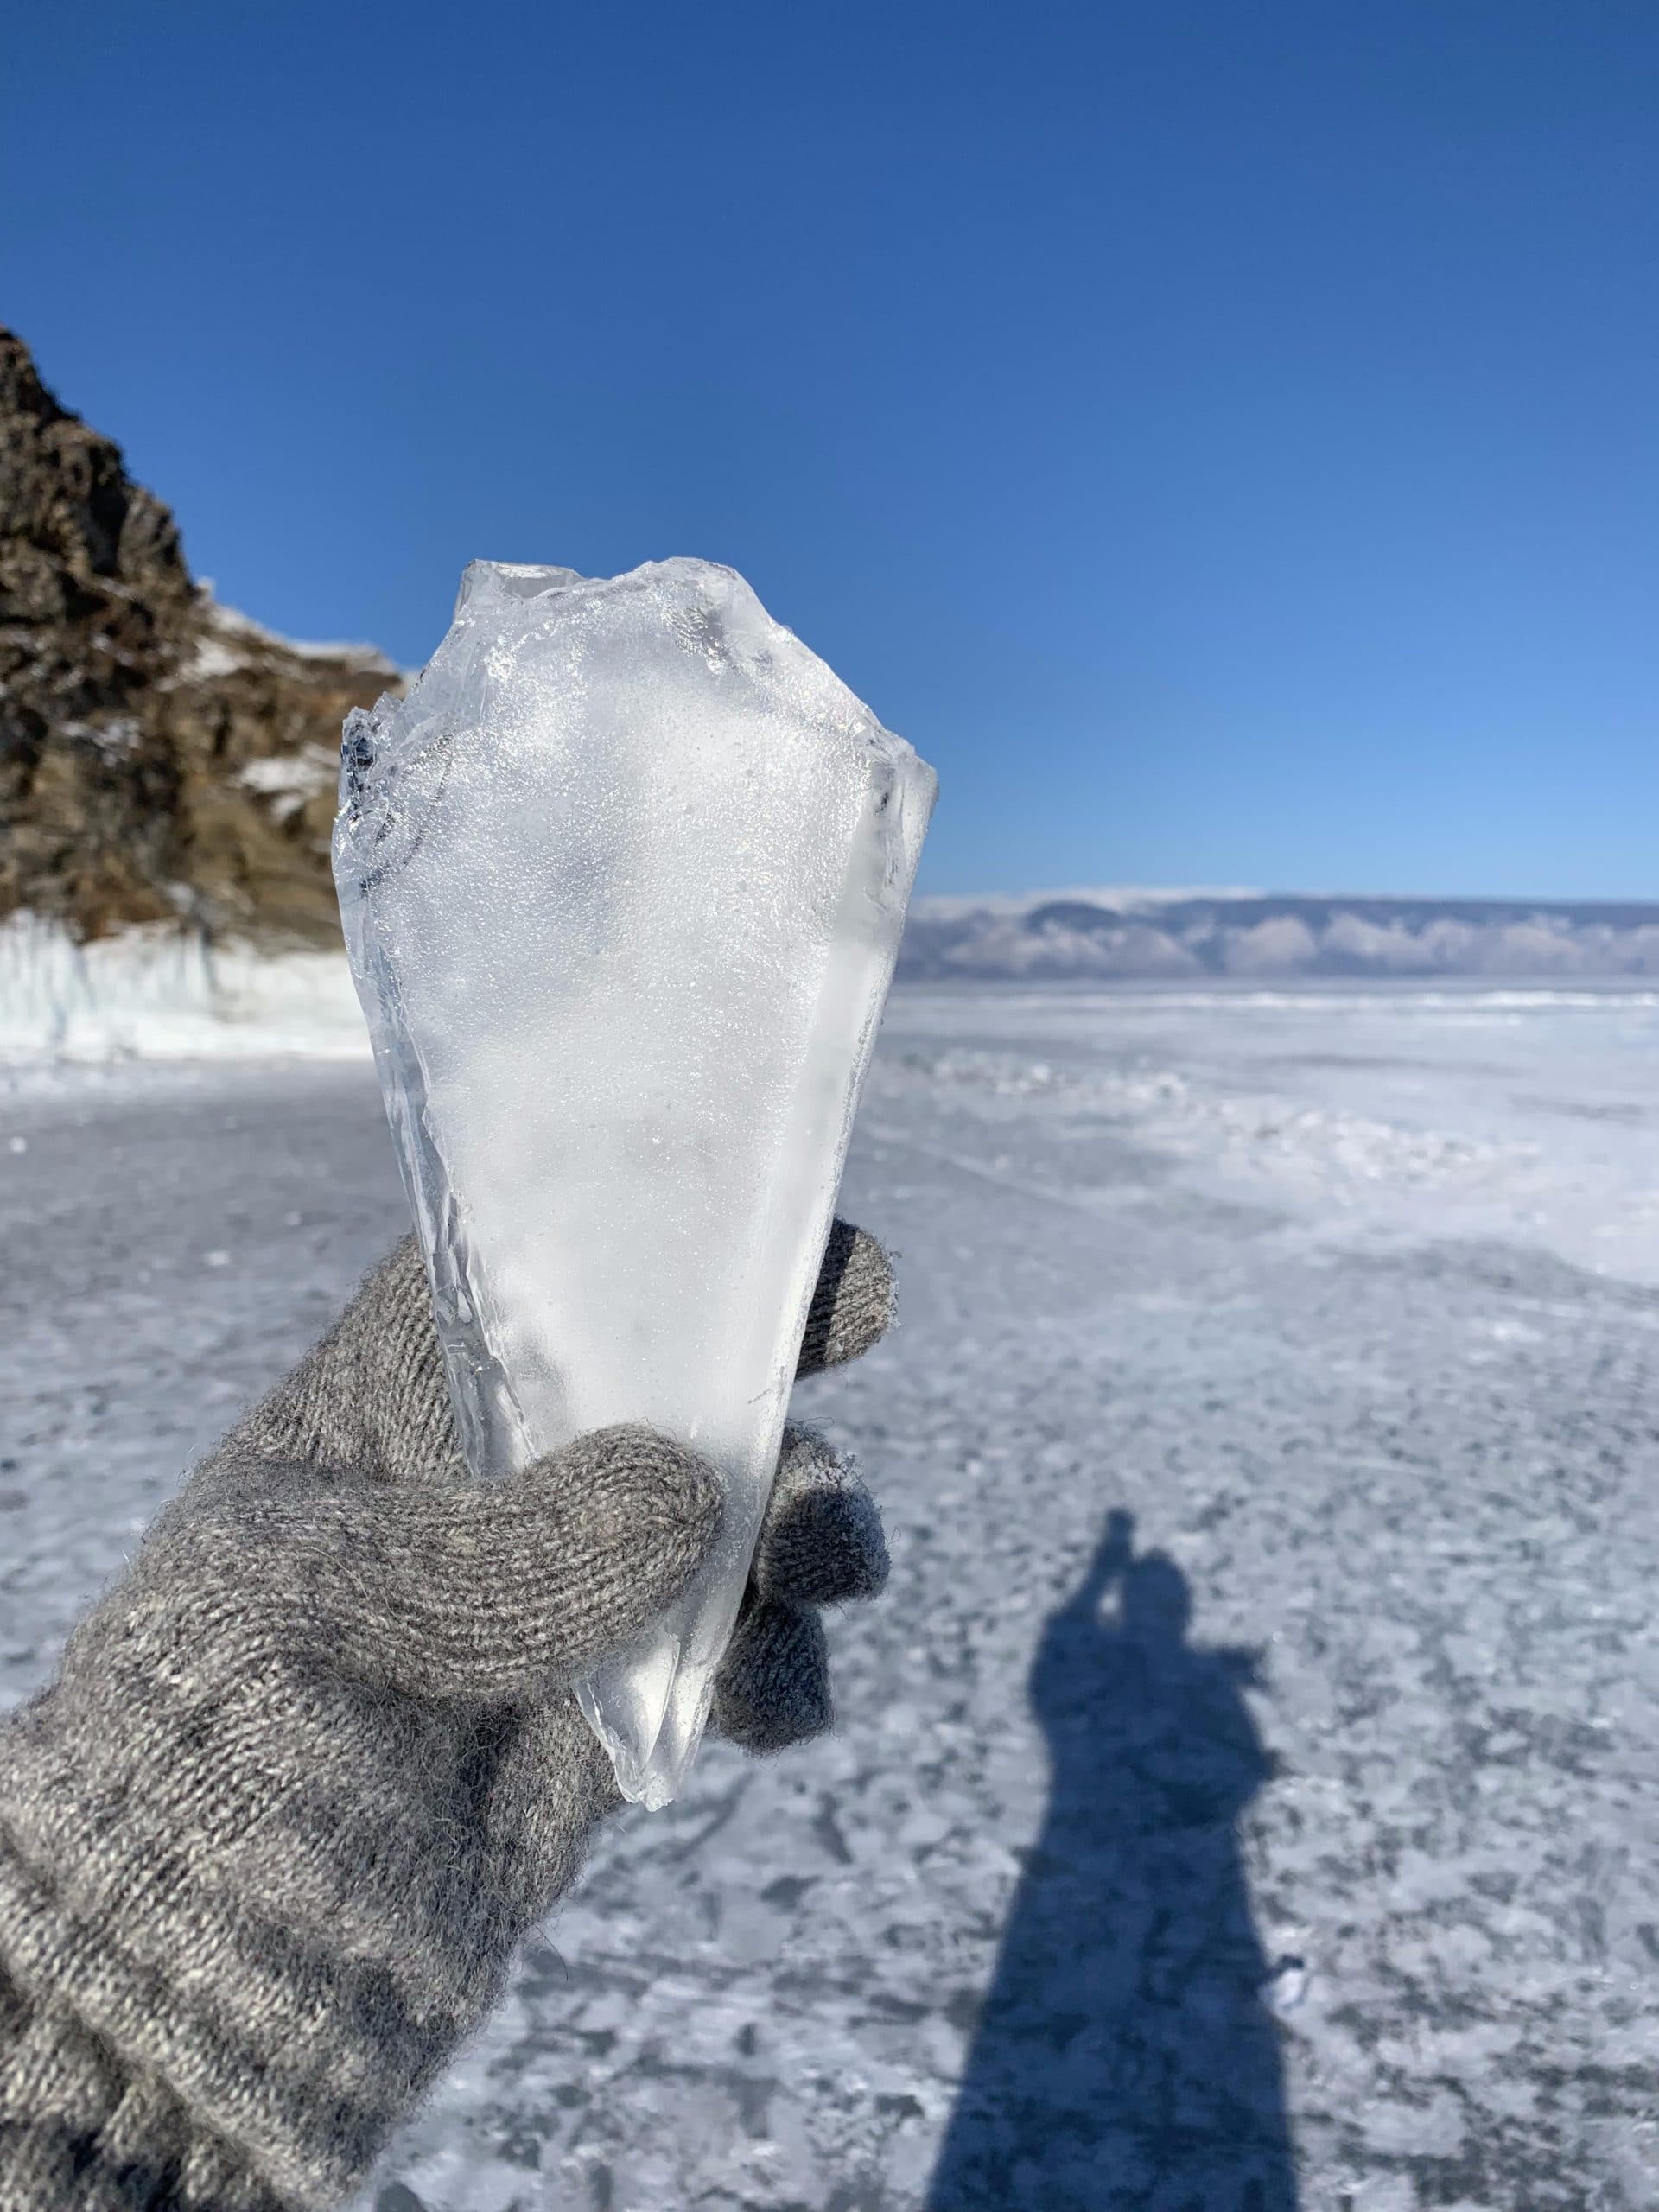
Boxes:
[0,328,397,943]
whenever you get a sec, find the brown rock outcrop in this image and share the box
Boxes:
[0,327,397,943]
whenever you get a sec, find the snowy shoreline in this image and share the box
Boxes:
[0,914,371,1064]
[5,912,1659,1069]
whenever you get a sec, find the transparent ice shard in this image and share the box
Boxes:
[333,558,935,1807]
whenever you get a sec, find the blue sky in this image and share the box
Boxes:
[3,2,1656,899]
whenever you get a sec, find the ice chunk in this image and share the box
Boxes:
[333,558,935,1806]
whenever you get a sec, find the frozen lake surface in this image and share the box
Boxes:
[3,982,1657,2210]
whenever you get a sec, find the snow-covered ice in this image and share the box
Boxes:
[3,981,1656,2207]
[334,559,934,1802]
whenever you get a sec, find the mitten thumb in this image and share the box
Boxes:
[175,1425,721,1703]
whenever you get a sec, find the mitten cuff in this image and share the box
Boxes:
[0,1934,285,2212]
[0,1691,499,2211]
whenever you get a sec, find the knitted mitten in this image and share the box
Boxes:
[0,1223,893,2212]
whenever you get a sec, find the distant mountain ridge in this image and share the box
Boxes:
[898,889,1659,980]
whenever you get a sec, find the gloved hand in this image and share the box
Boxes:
[0,1223,893,2212]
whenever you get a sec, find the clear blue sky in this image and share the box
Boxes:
[3,3,1656,899]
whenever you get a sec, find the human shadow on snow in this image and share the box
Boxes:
[926,1511,1298,2211]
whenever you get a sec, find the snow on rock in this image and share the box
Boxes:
[236,744,339,823]
[189,595,400,679]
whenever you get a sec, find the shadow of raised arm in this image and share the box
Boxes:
[927,1510,1298,2211]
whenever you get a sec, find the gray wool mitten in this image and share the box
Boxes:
[0,1222,893,2212]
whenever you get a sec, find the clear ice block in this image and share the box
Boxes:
[332,558,935,1807]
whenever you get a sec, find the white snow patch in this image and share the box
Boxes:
[237,745,337,821]
[54,716,145,757]
[188,633,248,681]
[184,594,402,682]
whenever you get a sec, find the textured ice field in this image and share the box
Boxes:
[3,982,1657,2210]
